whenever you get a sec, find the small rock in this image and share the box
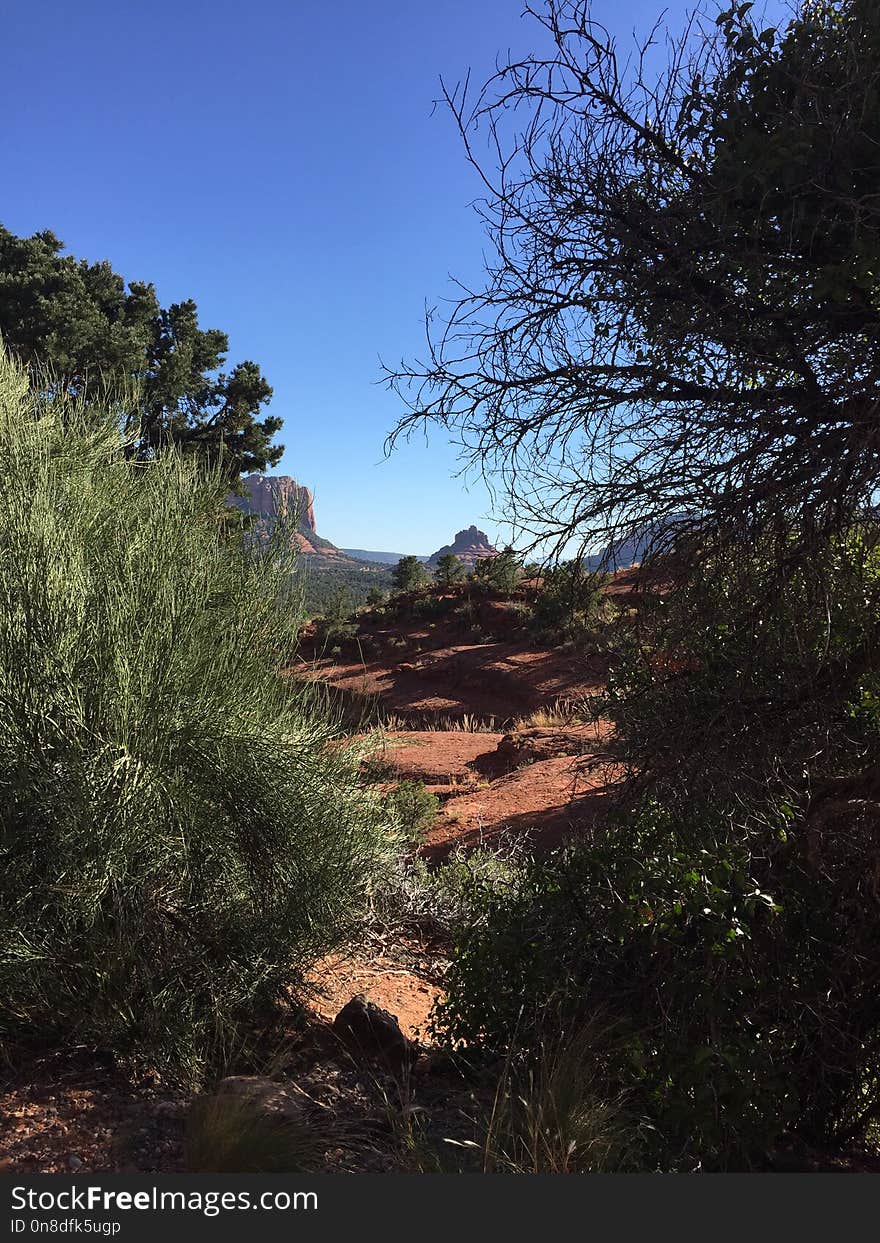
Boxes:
[67,1154,83,1171]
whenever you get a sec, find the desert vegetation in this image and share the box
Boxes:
[302,561,394,618]
[380,0,880,1171]
[0,349,396,1088]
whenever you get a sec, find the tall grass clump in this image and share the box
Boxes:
[478,1027,633,1173]
[0,349,392,1084]
[185,1092,337,1173]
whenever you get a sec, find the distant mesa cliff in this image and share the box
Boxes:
[343,548,429,565]
[585,514,689,572]
[229,474,343,558]
[427,525,498,567]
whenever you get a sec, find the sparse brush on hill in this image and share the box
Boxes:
[408,593,448,622]
[529,564,612,645]
[0,349,395,1086]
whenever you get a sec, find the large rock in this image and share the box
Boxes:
[333,994,417,1069]
[233,474,316,528]
[490,726,603,771]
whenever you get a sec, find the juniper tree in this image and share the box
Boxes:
[0,225,281,480]
[435,552,465,587]
[392,555,430,593]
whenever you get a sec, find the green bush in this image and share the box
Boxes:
[530,563,609,644]
[471,548,522,593]
[391,555,430,594]
[600,534,880,814]
[436,799,880,1168]
[372,838,529,940]
[311,584,360,651]
[185,1091,335,1173]
[497,600,532,628]
[434,552,464,589]
[380,780,439,845]
[313,618,359,651]
[453,597,479,629]
[0,350,392,1085]
[409,593,447,621]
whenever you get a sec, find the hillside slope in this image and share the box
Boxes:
[294,572,650,855]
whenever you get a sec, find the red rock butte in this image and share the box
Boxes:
[234,474,316,530]
[427,525,498,567]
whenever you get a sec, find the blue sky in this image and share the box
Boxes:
[2,1,779,555]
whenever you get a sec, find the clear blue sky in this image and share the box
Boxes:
[1,1,779,555]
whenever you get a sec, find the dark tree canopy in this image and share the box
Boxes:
[388,0,880,564]
[0,225,283,480]
[472,547,522,592]
[434,551,465,586]
[392,555,430,593]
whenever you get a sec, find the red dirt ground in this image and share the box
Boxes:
[295,577,638,855]
[423,754,621,856]
[0,1058,186,1174]
[368,729,507,784]
[367,722,619,855]
[300,640,608,723]
[305,950,441,1044]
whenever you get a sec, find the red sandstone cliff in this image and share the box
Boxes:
[229,474,343,558]
[233,475,316,530]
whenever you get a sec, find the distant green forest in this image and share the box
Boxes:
[297,559,393,616]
